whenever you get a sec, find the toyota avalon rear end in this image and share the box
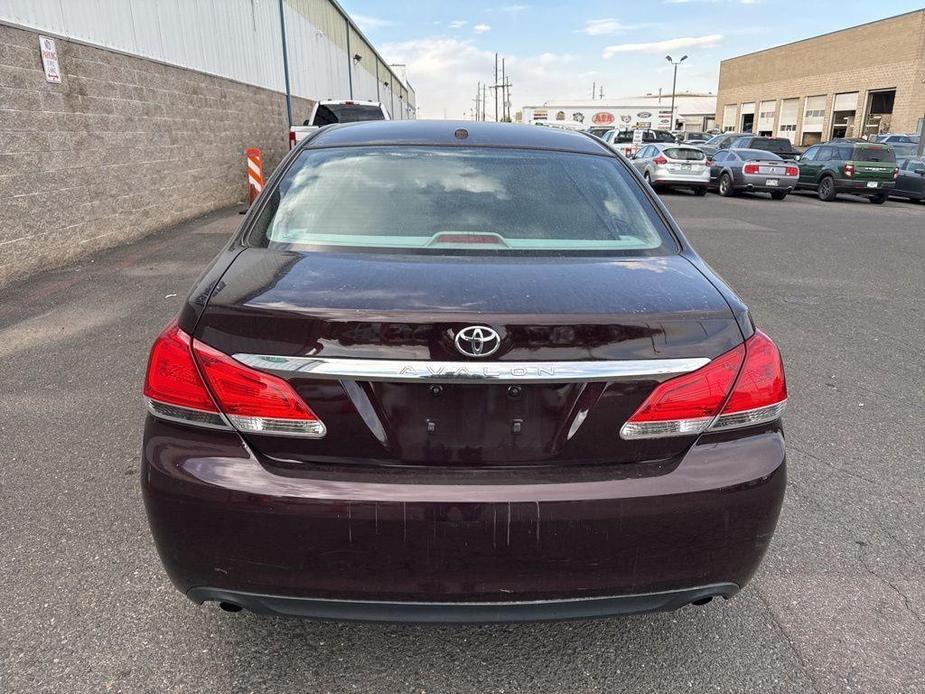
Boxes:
[141,121,787,622]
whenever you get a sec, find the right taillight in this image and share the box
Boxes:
[288,130,296,149]
[621,330,787,440]
[143,320,325,437]
[844,163,855,177]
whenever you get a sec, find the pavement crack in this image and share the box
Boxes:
[754,587,824,694]
[855,542,925,627]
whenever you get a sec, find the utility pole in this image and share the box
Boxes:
[501,58,507,121]
[666,54,688,130]
[494,53,499,122]
[599,85,603,100]
[592,81,596,101]
[475,82,481,121]
[483,83,487,121]
[277,0,292,128]
[917,113,925,156]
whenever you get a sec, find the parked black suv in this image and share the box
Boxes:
[796,142,898,203]
[728,136,800,160]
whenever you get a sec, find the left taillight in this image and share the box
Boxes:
[143,320,227,429]
[621,330,787,440]
[288,130,296,149]
[143,320,325,437]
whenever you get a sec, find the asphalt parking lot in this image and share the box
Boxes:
[1,190,923,694]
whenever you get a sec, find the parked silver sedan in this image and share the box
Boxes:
[708,148,799,200]
[630,143,710,195]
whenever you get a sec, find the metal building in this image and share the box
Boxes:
[0,0,416,119]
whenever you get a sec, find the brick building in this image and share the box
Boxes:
[714,10,925,146]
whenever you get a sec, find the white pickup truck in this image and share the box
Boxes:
[288,100,390,148]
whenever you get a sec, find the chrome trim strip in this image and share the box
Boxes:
[145,398,232,431]
[232,355,711,384]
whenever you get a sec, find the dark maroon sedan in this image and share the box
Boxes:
[142,121,787,622]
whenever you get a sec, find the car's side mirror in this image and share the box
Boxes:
[794,155,801,161]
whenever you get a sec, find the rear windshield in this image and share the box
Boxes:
[248,147,675,255]
[749,138,792,153]
[663,148,705,161]
[311,104,385,126]
[736,149,783,161]
[852,147,896,163]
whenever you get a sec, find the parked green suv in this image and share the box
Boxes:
[796,143,898,203]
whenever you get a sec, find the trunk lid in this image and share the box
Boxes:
[195,249,743,467]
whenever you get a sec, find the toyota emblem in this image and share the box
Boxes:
[454,326,501,358]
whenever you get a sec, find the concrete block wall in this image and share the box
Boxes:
[0,22,313,287]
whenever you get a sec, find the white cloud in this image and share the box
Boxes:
[602,34,723,56]
[473,23,492,34]
[581,18,632,36]
[351,14,396,32]
[448,19,468,29]
[380,37,584,119]
[499,4,529,12]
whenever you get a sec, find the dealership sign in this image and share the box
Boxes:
[592,112,615,125]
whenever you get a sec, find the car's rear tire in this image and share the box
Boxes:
[869,192,888,204]
[817,176,836,202]
[718,173,735,197]
[770,191,788,200]
[643,171,653,187]
[693,186,707,196]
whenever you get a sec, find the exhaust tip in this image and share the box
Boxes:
[219,601,243,613]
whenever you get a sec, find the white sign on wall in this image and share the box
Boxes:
[39,36,61,84]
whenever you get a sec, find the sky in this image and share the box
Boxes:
[338,1,925,119]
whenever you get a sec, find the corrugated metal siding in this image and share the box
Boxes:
[0,0,412,112]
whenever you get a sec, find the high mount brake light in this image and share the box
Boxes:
[620,330,787,440]
[143,321,325,437]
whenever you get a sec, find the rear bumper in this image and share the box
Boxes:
[142,418,786,618]
[834,179,894,194]
[188,583,739,623]
[651,167,709,186]
[740,174,797,192]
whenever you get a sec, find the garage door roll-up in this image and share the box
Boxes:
[833,93,858,112]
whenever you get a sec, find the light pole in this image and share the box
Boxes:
[665,54,687,130]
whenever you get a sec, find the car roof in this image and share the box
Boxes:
[305,120,611,155]
[652,142,700,149]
